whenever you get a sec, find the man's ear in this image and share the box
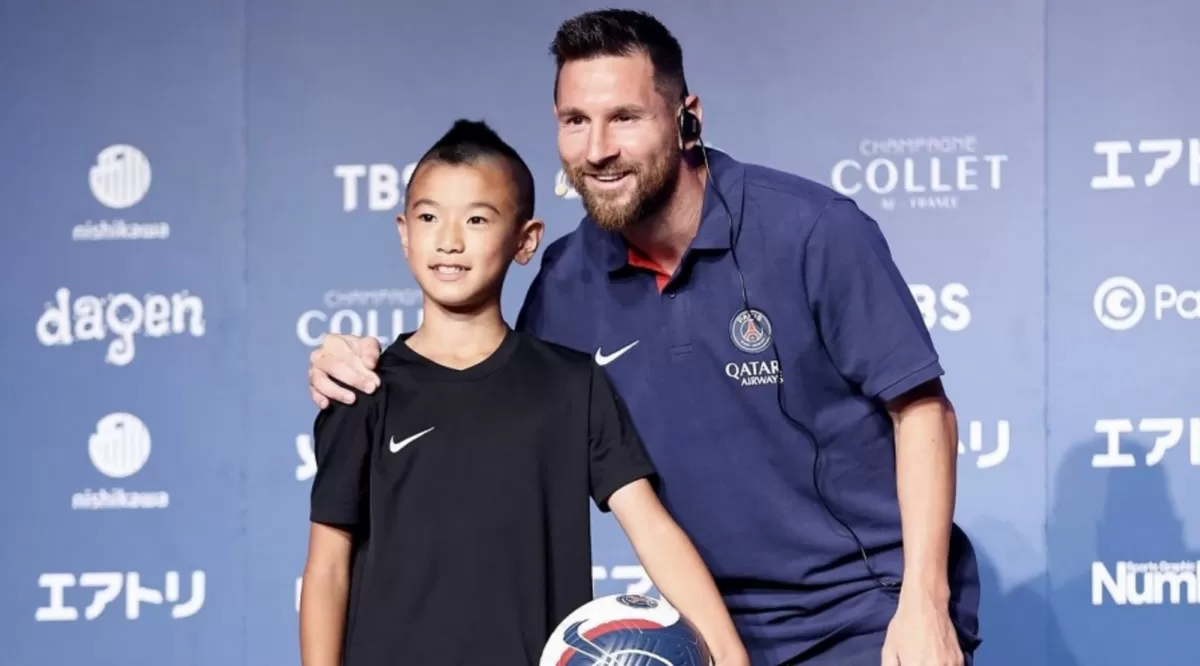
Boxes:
[396,214,410,259]
[684,93,703,129]
[514,218,545,266]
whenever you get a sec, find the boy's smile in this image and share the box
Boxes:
[430,262,470,282]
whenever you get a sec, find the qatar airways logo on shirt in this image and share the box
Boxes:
[296,288,423,347]
[831,136,1008,212]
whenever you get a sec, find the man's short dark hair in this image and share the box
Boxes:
[549,9,688,105]
[409,119,535,221]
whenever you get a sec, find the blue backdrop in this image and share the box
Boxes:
[2,1,1197,664]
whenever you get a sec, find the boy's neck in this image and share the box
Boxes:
[405,300,509,370]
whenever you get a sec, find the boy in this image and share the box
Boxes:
[299,119,749,666]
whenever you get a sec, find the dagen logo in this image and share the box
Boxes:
[36,288,206,365]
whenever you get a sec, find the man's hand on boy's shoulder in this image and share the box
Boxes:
[309,334,382,409]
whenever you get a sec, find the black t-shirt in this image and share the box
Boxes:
[309,328,658,666]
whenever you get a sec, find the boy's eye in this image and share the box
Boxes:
[467,216,487,225]
[417,213,435,222]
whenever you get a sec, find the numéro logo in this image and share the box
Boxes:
[1093,561,1199,606]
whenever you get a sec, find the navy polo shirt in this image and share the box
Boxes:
[516,150,981,665]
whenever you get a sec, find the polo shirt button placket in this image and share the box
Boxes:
[663,284,691,356]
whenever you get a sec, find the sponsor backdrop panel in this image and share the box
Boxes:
[0,2,248,666]
[1046,0,1200,665]
[0,0,1193,664]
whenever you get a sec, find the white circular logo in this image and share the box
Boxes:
[554,169,580,199]
[89,144,152,209]
[88,412,152,478]
[1094,276,1145,331]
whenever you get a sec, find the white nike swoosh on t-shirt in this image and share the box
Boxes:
[594,341,639,366]
[389,426,435,453]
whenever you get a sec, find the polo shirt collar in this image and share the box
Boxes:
[596,148,746,273]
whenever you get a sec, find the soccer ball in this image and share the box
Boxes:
[540,593,713,665]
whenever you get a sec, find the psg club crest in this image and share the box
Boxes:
[616,594,659,609]
[729,309,772,354]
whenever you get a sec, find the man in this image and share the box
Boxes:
[307,9,981,666]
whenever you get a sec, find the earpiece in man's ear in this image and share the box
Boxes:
[677,107,701,149]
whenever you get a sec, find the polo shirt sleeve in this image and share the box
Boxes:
[586,363,658,512]
[803,198,944,403]
[309,384,378,529]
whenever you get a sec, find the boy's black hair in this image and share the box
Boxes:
[407,119,536,221]
[549,9,688,105]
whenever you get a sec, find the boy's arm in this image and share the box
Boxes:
[300,524,353,666]
[608,481,749,666]
[585,366,748,666]
[300,384,377,665]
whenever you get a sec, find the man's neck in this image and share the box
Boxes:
[621,163,708,276]
[405,300,508,370]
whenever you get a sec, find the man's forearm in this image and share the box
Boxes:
[890,381,957,601]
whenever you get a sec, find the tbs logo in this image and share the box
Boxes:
[335,162,418,212]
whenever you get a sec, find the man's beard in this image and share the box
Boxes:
[565,148,682,232]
